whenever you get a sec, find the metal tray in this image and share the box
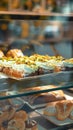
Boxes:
[21,94,73,109]
[35,94,73,126]
[36,108,73,126]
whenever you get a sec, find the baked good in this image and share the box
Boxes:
[35,55,54,74]
[24,85,66,105]
[3,67,24,79]
[0,50,4,58]
[0,50,5,72]
[56,100,73,121]
[44,102,56,116]
[6,49,24,58]
[13,110,28,122]
[7,118,25,130]
[0,106,16,126]
[0,127,5,130]
[0,107,28,129]
[0,111,9,126]
[2,63,38,79]
[1,56,38,79]
[43,100,73,121]
[29,54,54,74]
[0,50,73,79]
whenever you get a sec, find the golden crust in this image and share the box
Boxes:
[0,127,5,130]
[3,67,24,78]
[8,118,25,130]
[0,108,28,129]
[6,49,24,58]
[13,110,28,121]
[0,50,4,58]
[43,100,73,121]
[29,54,51,62]
[55,100,73,120]
[0,107,16,126]
[0,111,9,125]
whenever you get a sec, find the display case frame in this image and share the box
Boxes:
[0,1,73,129]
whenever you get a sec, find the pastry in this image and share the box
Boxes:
[24,85,66,105]
[0,111,9,125]
[1,55,38,78]
[33,54,54,74]
[43,100,73,121]
[0,106,28,128]
[0,49,73,79]
[3,67,24,79]
[0,50,4,71]
[56,100,73,121]
[0,127,5,130]
[13,110,28,122]
[7,118,25,130]
[0,50,4,58]
[2,62,38,78]
[6,49,24,58]
[0,106,16,126]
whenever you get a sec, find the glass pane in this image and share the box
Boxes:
[0,71,73,99]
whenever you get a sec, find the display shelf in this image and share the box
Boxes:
[0,71,73,100]
[31,110,73,130]
[0,11,73,17]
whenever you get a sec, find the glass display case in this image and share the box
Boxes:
[0,71,73,129]
[0,0,73,130]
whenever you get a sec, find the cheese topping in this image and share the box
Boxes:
[35,61,55,70]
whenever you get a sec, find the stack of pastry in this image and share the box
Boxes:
[0,49,38,79]
[44,100,73,121]
[0,106,38,130]
[0,48,73,79]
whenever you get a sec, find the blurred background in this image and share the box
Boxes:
[0,0,73,58]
